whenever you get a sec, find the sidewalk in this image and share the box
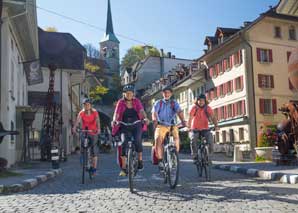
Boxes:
[212,154,298,184]
[0,160,62,194]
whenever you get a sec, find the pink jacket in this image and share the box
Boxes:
[112,98,147,136]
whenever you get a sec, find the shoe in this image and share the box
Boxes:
[119,169,127,177]
[193,156,198,164]
[138,160,144,171]
[158,161,164,171]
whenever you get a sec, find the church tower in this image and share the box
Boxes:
[100,0,120,74]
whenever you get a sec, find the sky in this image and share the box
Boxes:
[37,0,279,61]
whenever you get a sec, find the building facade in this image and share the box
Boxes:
[0,0,39,166]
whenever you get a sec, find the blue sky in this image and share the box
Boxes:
[37,0,279,60]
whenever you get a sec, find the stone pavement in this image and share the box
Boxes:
[0,147,298,212]
[0,160,62,194]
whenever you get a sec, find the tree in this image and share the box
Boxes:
[85,62,101,73]
[89,85,109,102]
[121,45,160,70]
[45,27,58,32]
[84,43,100,59]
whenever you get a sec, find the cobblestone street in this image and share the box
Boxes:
[0,147,297,212]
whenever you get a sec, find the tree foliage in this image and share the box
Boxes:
[85,62,100,73]
[121,45,160,70]
[45,27,58,32]
[89,86,109,102]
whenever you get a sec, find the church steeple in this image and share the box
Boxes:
[101,0,119,43]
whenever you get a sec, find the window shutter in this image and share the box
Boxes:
[289,78,294,90]
[258,74,262,88]
[235,103,239,116]
[232,104,235,117]
[242,100,246,115]
[224,106,227,119]
[272,99,277,114]
[240,76,244,89]
[257,48,261,62]
[229,55,233,68]
[209,67,214,78]
[217,86,220,97]
[287,51,292,62]
[223,60,226,71]
[270,75,274,88]
[239,50,242,64]
[233,79,237,91]
[218,107,222,120]
[259,98,265,114]
[269,49,273,62]
[230,80,234,92]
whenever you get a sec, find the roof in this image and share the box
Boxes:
[198,7,294,61]
[101,0,120,43]
[38,28,86,70]
[215,27,240,37]
[204,36,217,45]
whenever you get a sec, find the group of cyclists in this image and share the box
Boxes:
[72,84,219,177]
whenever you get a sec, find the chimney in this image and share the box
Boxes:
[167,52,171,58]
[160,49,164,57]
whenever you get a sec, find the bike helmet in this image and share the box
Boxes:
[197,94,206,100]
[162,86,173,92]
[123,84,135,92]
[82,98,92,104]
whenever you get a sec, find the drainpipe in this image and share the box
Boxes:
[239,32,257,157]
[0,0,3,120]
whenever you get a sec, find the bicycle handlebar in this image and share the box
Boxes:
[115,120,143,126]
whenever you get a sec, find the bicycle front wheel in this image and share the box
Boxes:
[127,148,134,193]
[167,148,179,189]
[82,149,87,184]
[196,148,203,177]
[202,146,211,181]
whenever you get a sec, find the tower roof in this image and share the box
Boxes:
[101,0,120,43]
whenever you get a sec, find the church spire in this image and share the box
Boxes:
[101,0,119,43]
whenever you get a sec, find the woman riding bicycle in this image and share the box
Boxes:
[187,94,219,162]
[112,84,149,176]
[72,98,101,176]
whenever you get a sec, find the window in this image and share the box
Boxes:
[216,132,220,143]
[239,128,244,141]
[225,58,231,70]
[227,104,233,118]
[257,48,273,63]
[219,84,225,97]
[274,26,281,38]
[233,50,242,65]
[234,100,246,116]
[289,26,296,40]
[220,106,225,120]
[229,129,234,143]
[226,81,233,94]
[234,76,244,91]
[222,131,227,143]
[213,87,218,99]
[258,74,274,88]
[10,60,15,99]
[259,99,277,114]
[11,121,14,141]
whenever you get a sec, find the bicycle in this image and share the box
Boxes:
[77,127,96,184]
[160,123,182,189]
[116,120,143,193]
[192,128,214,181]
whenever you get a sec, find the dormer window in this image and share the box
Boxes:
[208,42,212,51]
[218,32,224,44]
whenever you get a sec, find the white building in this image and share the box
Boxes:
[0,0,39,166]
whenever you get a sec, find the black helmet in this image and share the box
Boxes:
[197,94,206,100]
[162,86,173,92]
[123,84,135,92]
[82,98,92,104]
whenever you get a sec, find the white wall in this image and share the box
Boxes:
[0,16,29,166]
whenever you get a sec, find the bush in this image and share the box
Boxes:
[255,155,266,162]
[179,131,190,153]
[257,125,278,147]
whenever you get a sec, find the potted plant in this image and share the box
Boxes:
[255,124,278,161]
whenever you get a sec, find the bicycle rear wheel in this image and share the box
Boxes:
[127,148,134,193]
[167,148,179,189]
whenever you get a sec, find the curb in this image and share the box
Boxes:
[0,169,62,194]
[213,164,298,184]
